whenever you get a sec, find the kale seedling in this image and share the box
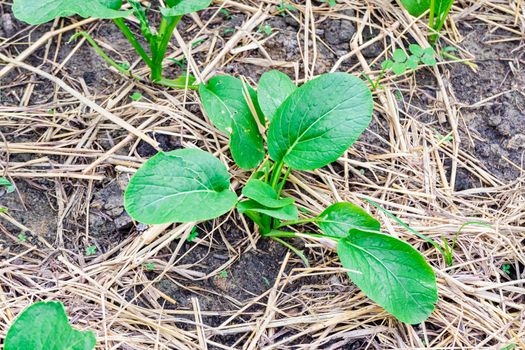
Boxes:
[399,0,454,44]
[12,0,212,89]
[125,70,438,324]
[5,301,96,350]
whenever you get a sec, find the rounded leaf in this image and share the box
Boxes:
[393,48,408,63]
[398,0,430,17]
[242,178,294,208]
[267,73,373,170]
[257,70,297,121]
[12,0,131,25]
[338,231,437,324]
[238,200,298,221]
[199,75,264,169]
[125,149,238,224]
[161,0,212,17]
[318,202,380,238]
[5,301,96,350]
[409,44,424,57]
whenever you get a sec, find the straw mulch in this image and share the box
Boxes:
[0,0,524,349]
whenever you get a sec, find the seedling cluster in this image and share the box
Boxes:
[124,70,438,324]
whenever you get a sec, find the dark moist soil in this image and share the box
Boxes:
[0,3,523,349]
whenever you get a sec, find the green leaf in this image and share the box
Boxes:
[100,0,122,10]
[381,59,394,70]
[267,73,373,170]
[392,48,407,63]
[406,55,419,69]
[238,200,298,221]
[423,47,436,56]
[421,54,437,66]
[392,62,407,75]
[161,0,212,17]
[430,0,454,32]
[130,92,143,101]
[199,75,265,169]
[12,0,131,25]
[0,177,15,193]
[409,44,424,57]
[257,70,297,121]
[398,0,431,17]
[125,149,238,224]
[5,301,96,350]
[337,231,437,324]
[318,202,380,238]
[242,179,294,208]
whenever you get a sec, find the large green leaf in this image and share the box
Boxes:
[238,200,298,221]
[199,76,264,169]
[12,0,131,25]
[318,202,380,238]
[337,231,437,324]
[125,149,238,224]
[161,0,212,17]
[398,0,430,17]
[257,70,297,121]
[242,179,294,208]
[267,73,373,170]
[5,301,96,350]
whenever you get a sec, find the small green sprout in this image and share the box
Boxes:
[258,24,273,36]
[223,27,235,35]
[218,270,228,279]
[143,262,155,271]
[130,92,143,101]
[501,264,511,275]
[186,226,198,242]
[219,8,232,19]
[382,45,437,76]
[320,0,337,7]
[0,177,15,193]
[85,245,97,256]
[18,233,27,242]
[278,1,296,15]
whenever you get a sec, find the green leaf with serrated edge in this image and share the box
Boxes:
[125,149,238,224]
[238,200,298,221]
[392,62,406,75]
[199,75,264,169]
[393,48,407,63]
[406,56,419,69]
[318,202,380,238]
[409,44,424,57]
[12,0,131,25]
[161,0,212,17]
[5,301,96,350]
[267,73,373,170]
[0,177,15,193]
[243,179,294,208]
[398,0,431,17]
[337,231,437,324]
[421,55,437,66]
[382,60,394,70]
[257,70,297,121]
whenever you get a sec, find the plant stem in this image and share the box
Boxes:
[270,237,309,267]
[276,167,291,197]
[270,160,284,189]
[276,217,319,228]
[155,77,198,90]
[69,32,131,75]
[150,15,181,82]
[113,18,153,67]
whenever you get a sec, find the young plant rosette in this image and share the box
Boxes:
[125,71,438,324]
